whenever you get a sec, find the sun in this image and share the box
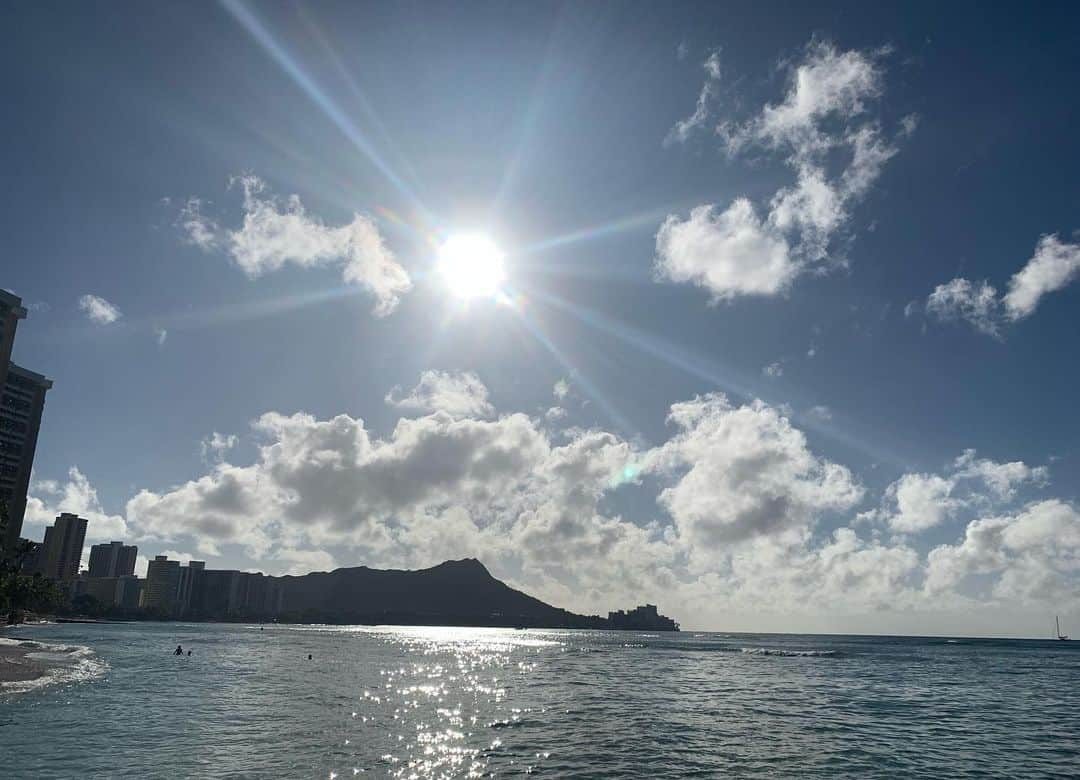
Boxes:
[436,233,506,300]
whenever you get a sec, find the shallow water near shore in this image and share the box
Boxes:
[2,622,1078,778]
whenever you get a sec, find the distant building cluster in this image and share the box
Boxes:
[21,513,284,618]
[1,288,286,621]
[607,604,680,632]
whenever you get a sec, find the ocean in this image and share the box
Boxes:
[1,622,1078,778]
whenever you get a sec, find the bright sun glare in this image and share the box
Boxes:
[437,233,506,300]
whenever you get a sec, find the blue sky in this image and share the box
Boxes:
[4,1,1079,634]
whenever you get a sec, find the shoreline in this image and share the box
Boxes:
[0,638,47,685]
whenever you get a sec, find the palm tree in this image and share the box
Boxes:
[0,502,61,624]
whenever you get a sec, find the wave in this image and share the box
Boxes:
[738,647,839,657]
[0,637,108,695]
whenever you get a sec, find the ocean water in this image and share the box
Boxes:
[2,623,1078,778]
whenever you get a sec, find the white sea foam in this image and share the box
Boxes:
[738,647,838,657]
[0,636,108,695]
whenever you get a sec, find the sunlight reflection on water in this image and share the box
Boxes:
[3,624,1080,778]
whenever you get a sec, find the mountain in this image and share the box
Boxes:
[273,558,604,628]
[271,558,677,630]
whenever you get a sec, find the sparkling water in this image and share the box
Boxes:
[2,623,1078,777]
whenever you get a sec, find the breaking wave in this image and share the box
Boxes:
[738,647,839,657]
[0,637,108,695]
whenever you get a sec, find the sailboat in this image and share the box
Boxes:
[1056,616,1069,641]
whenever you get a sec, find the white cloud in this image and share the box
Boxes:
[385,370,494,418]
[665,50,722,145]
[655,200,797,300]
[153,326,168,346]
[923,234,1080,336]
[924,278,1000,336]
[874,450,1047,534]
[32,385,1074,628]
[952,449,1048,501]
[884,473,960,533]
[1003,234,1080,320]
[176,197,219,250]
[762,361,784,378]
[651,394,862,547]
[200,432,239,463]
[78,294,122,325]
[180,175,411,316]
[659,41,910,302]
[925,500,1080,602]
[269,547,339,576]
[24,467,129,543]
[553,379,570,401]
[544,406,568,422]
[806,405,832,421]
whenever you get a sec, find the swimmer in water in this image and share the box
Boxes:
[174,645,183,656]
[308,654,313,660]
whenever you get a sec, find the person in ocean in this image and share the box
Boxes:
[308,654,312,660]
[187,650,192,656]
[174,645,183,655]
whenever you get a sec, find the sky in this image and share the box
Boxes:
[3,1,1079,636]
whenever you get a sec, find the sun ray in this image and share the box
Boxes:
[529,287,906,468]
[221,0,428,217]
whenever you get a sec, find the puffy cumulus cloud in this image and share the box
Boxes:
[1003,234,1080,321]
[58,387,1073,627]
[126,463,280,558]
[923,234,1080,337]
[925,500,1080,603]
[178,175,411,316]
[952,449,1048,501]
[655,200,796,301]
[268,547,339,576]
[872,450,1048,534]
[385,370,494,419]
[881,473,960,533]
[658,41,912,302]
[553,379,570,401]
[703,529,921,615]
[651,394,862,548]
[24,467,129,542]
[78,294,122,325]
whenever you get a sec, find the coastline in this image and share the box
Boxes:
[0,637,47,685]
[0,630,107,694]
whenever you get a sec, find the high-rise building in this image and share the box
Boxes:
[176,560,205,615]
[0,289,26,394]
[88,541,138,578]
[115,575,142,609]
[143,555,181,614]
[0,289,53,549]
[40,512,88,580]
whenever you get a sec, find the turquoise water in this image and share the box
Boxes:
[2,623,1079,778]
